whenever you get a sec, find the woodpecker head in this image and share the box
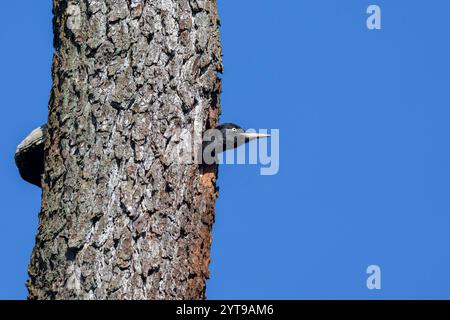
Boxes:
[217,123,270,151]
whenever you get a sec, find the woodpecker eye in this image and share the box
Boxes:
[232,128,237,132]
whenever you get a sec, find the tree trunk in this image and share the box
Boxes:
[27,0,222,300]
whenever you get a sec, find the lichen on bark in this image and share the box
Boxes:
[27,0,222,299]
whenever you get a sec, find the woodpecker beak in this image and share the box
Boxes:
[238,132,271,140]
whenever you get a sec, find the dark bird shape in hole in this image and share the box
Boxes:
[203,123,270,153]
[14,124,47,187]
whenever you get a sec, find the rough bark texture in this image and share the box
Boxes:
[27,0,222,299]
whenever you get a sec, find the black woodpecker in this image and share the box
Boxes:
[203,123,270,153]
[15,123,270,187]
[14,124,47,187]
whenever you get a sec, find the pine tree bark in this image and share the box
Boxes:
[27,0,222,299]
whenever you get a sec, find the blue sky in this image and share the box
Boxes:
[1,0,450,299]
